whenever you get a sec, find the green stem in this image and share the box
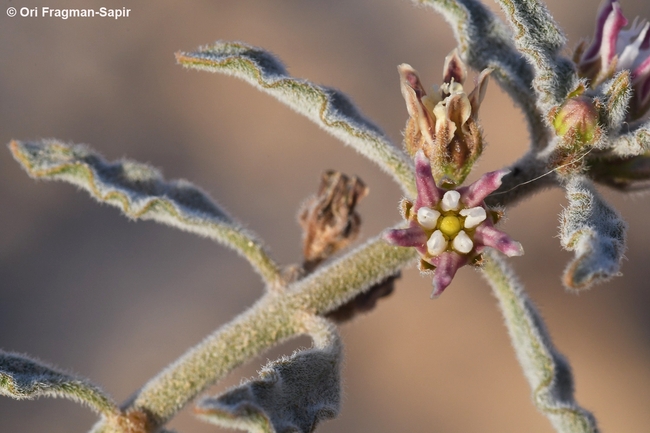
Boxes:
[106,235,415,431]
[482,250,598,433]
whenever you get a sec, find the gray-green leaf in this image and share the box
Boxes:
[560,177,627,290]
[596,71,631,135]
[176,41,416,197]
[195,346,341,433]
[609,121,650,157]
[9,139,282,286]
[0,351,117,418]
[482,251,599,433]
[494,0,578,112]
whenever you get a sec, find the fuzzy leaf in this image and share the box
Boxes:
[494,0,578,112]
[415,0,549,148]
[9,139,282,286]
[560,177,626,290]
[482,251,599,433]
[609,122,650,157]
[0,351,117,418]
[176,41,416,197]
[596,71,631,135]
[195,317,341,433]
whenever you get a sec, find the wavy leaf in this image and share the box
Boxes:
[609,122,650,157]
[195,316,341,433]
[494,0,578,112]
[0,351,117,418]
[482,251,599,433]
[560,177,626,290]
[9,139,282,286]
[415,0,549,148]
[176,41,416,197]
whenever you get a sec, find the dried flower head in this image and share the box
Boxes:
[385,151,523,298]
[299,171,368,272]
[399,50,491,186]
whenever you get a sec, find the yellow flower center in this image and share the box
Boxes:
[439,215,462,237]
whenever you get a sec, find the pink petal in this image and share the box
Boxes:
[429,252,467,299]
[414,150,443,209]
[583,0,627,66]
[384,225,428,250]
[474,224,524,257]
[459,170,508,208]
[632,56,650,109]
[632,54,650,82]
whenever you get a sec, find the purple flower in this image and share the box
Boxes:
[578,0,650,118]
[385,151,523,298]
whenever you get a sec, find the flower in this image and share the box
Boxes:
[385,151,524,298]
[577,0,650,119]
[399,50,491,185]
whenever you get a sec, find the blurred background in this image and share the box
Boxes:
[2,0,650,432]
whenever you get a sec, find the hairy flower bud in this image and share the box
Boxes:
[399,50,491,185]
[553,96,600,145]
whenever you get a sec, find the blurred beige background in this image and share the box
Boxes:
[2,0,650,432]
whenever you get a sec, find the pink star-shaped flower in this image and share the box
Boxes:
[385,151,523,298]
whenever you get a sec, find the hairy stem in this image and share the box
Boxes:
[482,250,598,433]
[107,235,416,431]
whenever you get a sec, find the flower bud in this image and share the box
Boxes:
[553,96,600,145]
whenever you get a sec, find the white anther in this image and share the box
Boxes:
[427,230,448,256]
[447,81,464,95]
[417,207,441,229]
[441,190,461,212]
[452,230,474,254]
[460,206,487,228]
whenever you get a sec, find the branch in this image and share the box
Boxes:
[97,235,416,431]
[194,315,342,433]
